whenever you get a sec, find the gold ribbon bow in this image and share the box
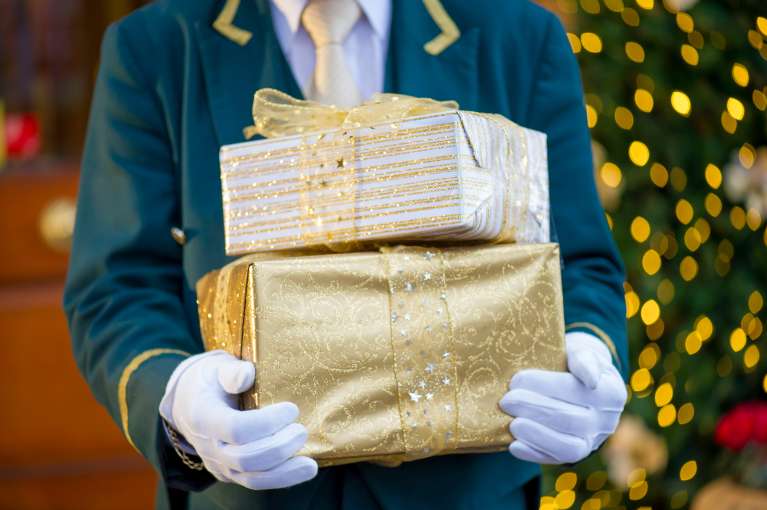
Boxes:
[244,88,459,139]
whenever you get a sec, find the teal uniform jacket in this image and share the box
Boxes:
[63,0,628,508]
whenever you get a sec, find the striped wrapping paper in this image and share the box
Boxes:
[219,111,549,255]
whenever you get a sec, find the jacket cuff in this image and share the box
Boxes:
[117,349,215,491]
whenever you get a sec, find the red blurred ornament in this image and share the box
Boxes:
[715,402,767,451]
[5,113,41,159]
[753,403,767,444]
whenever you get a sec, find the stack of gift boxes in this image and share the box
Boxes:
[196,90,567,467]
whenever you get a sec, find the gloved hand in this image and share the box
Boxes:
[159,350,318,489]
[499,331,627,464]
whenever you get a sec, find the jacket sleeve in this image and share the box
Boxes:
[525,13,629,377]
[63,18,214,491]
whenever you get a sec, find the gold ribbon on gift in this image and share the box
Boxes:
[244,88,458,140]
[379,246,460,461]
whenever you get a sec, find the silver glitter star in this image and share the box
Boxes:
[409,391,422,402]
[418,380,427,389]
[423,272,432,281]
[442,376,451,385]
[391,312,398,323]
[423,251,435,260]
[425,392,434,400]
[400,329,407,337]
[444,404,452,412]
[442,351,451,359]
[404,282,414,292]
[425,363,435,374]
[440,292,447,300]
[404,313,411,321]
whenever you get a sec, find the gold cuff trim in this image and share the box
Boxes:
[566,322,622,370]
[118,348,189,450]
[423,0,461,56]
[213,0,253,46]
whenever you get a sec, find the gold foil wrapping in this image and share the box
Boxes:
[197,243,566,466]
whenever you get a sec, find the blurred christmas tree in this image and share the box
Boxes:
[540,0,767,509]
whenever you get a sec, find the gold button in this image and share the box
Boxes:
[170,227,186,246]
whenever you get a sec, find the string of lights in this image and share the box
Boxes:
[539,0,767,508]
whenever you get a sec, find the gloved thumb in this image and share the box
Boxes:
[217,358,256,394]
[568,349,602,389]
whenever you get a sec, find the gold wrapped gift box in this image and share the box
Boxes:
[197,243,566,466]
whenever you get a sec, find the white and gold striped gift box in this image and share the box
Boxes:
[219,111,549,255]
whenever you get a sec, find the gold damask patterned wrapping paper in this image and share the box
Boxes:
[196,243,566,466]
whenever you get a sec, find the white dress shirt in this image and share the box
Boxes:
[269,0,391,101]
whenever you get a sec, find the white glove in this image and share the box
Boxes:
[159,350,318,489]
[499,331,627,464]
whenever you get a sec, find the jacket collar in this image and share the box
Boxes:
[197,0,478,146]
[385,0,479,108]
[270,0,391,39]
[196,0,303,145]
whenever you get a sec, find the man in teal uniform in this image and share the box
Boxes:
[64,0,629,508]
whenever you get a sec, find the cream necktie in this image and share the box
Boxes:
[301,0,362,107]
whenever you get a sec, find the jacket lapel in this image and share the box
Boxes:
[385,0,480,110]
[196,0,303,146]
[196,0,479,146]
